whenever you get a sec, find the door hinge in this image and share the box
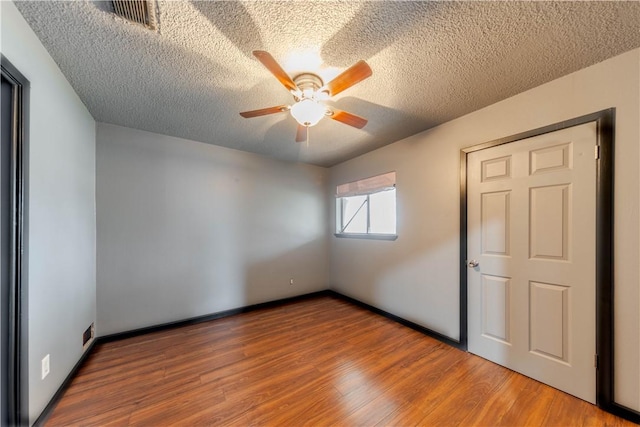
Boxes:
[595,145,600,160]
[594,354,599,369]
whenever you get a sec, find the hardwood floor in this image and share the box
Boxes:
[45,296,634,426]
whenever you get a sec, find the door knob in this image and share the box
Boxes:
[466,259,479,268]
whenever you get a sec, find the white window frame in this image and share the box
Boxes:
[334,172,397,240]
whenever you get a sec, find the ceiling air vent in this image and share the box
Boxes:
[111,0,158,30]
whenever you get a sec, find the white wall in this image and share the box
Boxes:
[1,2,97,425]
[96,123,329,335]
[329,48,640,411]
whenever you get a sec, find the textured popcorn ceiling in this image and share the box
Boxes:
[14,1,640,167]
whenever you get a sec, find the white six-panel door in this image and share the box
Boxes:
[467,122,597,403]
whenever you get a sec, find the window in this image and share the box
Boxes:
[335,172,397,240]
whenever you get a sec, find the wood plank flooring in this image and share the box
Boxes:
[45,296,634,426]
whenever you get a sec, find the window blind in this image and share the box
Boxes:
[336,171,396,198]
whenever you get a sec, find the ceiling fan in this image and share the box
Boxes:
[240,51,372,142]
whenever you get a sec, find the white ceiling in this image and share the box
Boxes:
[14,1,640,167]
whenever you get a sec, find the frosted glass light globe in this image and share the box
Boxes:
[290,99,326,127]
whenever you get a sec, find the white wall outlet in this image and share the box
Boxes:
[289,278,294,286]
[41,354,50,380]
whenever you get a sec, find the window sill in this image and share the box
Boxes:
[333,233,398,241]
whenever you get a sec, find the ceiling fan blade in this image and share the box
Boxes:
[239,105,289,118]
[295,124,307,143]
[253,50,298,92]
[329,109,368,129]
[321,60,372,97]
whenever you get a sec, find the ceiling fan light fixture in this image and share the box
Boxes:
[290,99,326,127]
[240,51,372,139]
[316,90,331,101]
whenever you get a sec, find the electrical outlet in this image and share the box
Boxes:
[41,354,50,380]
[290,278,294,286]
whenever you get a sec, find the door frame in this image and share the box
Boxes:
[1,55,29,426]
[458,108,637,419]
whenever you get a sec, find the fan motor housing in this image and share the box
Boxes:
[293,73,324,99]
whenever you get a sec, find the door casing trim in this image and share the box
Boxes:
[459,109,637,421]
[1,54,30,426]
